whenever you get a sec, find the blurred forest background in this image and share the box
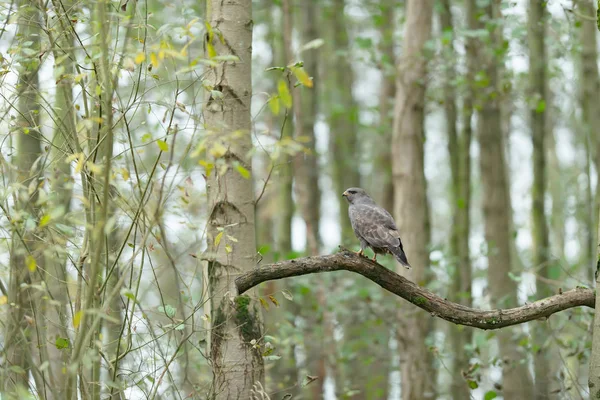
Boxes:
[0,0,599,399]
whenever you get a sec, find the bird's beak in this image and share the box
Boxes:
[342,191,348,197]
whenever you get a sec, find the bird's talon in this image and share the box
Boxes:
[355,250,365,257]
[372,255,377,262]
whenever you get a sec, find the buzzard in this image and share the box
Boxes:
[342,187,411,268]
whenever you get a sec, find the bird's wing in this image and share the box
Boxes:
[350,204,401,249]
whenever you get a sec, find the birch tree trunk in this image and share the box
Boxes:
[476,2,534,398]
[204,1,264,398]
[391,1,436,399]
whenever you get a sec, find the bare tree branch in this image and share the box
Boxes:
[236,249,594,330]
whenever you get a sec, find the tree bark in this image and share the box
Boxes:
[440,1,474,398]
[3,2,45,396]
[576,0,600,281]
[590,207,600,396]
[236,250,595,328]
[391,1,435,399]
[204,1,264,398]
[295,0,321,256]
[476,1,534,398]
[328,0,361,245]
[372,0,396,212]
[527,1,557,397]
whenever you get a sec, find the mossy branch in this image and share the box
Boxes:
[236,249,594,330]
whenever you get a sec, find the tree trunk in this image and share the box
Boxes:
[391,1,436,399]
[328,0,361,245]
[44,1,78,396]
[590,205,600,396]
[294,0,321,256]
[440,1,473,398]
[576,0,600,281]
[476,2,534,398]
[528,1,557,397]
[372,0,396,211]
[3,2,44,396]
[204,1,264,398]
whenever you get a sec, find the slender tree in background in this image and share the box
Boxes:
[372,0,396,211]
[476,1,534,398]
[204,0,264,397]
[294,1,321,256]
[440,0,473,397]
[3,2,44,395]
[576,0,600,281]
[44,1,77,396]
[527,1,556,397]
[328,0,361,244]
[391,1,435,399]
[262,1,298,395]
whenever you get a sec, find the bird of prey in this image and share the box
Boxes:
[342,187,411,268]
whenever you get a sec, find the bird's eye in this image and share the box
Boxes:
[349,190,356,194]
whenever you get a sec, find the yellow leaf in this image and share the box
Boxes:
[225,244,232,253]
[292,66,313,88]
[235,164,251,179]
[134,52,146,64]
[0,296,7,305]
[75,153,85,173]
[156,140,169,152]
[278,79,292,108]
[269,96,280,115]
[150,52,158,68]
[210,142,227,158]
[86,161,103,174]
[214,231,223,247]
[26,255,36,272]
[268,295,279,307]
[259,297,269,310]
[207,41,217,58]
[120,168,130,181]
[73,310,83,328]
[39,214,51,228]
[199,160,214,177]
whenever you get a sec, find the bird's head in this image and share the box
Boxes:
[342,187,372,204]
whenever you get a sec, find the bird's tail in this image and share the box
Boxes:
[391,246,411,269]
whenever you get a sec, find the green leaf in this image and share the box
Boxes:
[55,337,70,349]
[535,99,546,113]
[268,96,280,115]
[278,79,292,108]
[39,214,51,228]
[121,289,136,302]
[235,163,251,179]
[156,140,169,152]
[468,380,478,390]
[206,41,217,58]
[158,304,176,318]
[26,255,36,272]
[484,391,497,400]
[214,231,224,247]
[508,272,522,282]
